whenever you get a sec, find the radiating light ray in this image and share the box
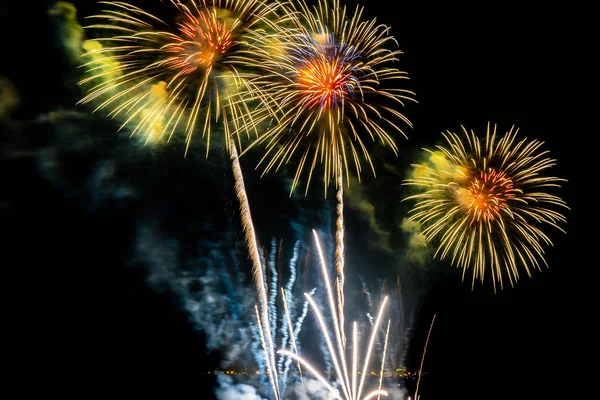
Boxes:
[278,351,388,400]
[357,296,389,400]
[305,293,352,400]
[276,231,390,400]
[240,0,416,195]
[403,123,568,291]
[313,229,352,396]
[377,320,391,400]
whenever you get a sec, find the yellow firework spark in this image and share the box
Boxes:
[403,123,569,291]
[78,0,281,154]
[241,0,416,194]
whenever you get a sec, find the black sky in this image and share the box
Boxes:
[2,1,587,399]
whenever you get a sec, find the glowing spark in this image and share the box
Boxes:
[403,123,568,291]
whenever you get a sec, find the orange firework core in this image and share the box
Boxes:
[298,58,351,110]
[462,168,515,223]
[169,9,233,71]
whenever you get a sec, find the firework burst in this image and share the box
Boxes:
[241,0,416,194]
[403,123,569,290]
[78,0,281,154]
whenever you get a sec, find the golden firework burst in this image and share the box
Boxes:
[241,0,416,195]
[403,123,569,290]
[78,0,281,154]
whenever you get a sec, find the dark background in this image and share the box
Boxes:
[1,1,586,399]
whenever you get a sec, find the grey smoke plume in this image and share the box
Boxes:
[215,373,267,400]
[134,219,256,366]
[343,167,441,368]
[285,378,338,400]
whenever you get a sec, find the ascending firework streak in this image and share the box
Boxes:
[403,123,569,291]
[77,3,286,397]
[278,230,392,400]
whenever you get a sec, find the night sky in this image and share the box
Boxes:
[2,1,586,399]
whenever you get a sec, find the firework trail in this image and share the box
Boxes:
[403,123,568,291]
[335,160,346,348]
[378,320,391,400]
[255,305,280,399]
[232,141,280,399]
[414,314,435,400]
[277,230,392,400]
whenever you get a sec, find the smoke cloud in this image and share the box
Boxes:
[285,378,338,400]
[133,219,256,367]
[215,373,267,400]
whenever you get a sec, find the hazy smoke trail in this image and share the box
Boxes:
[215,372,267,400]
[247,238,318,397]
[361,280,375,326]
[269,238,279,346]
[134,220,254,366]
[278,241,301,373]
[283,287,317,383]
[250,319,269,389]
